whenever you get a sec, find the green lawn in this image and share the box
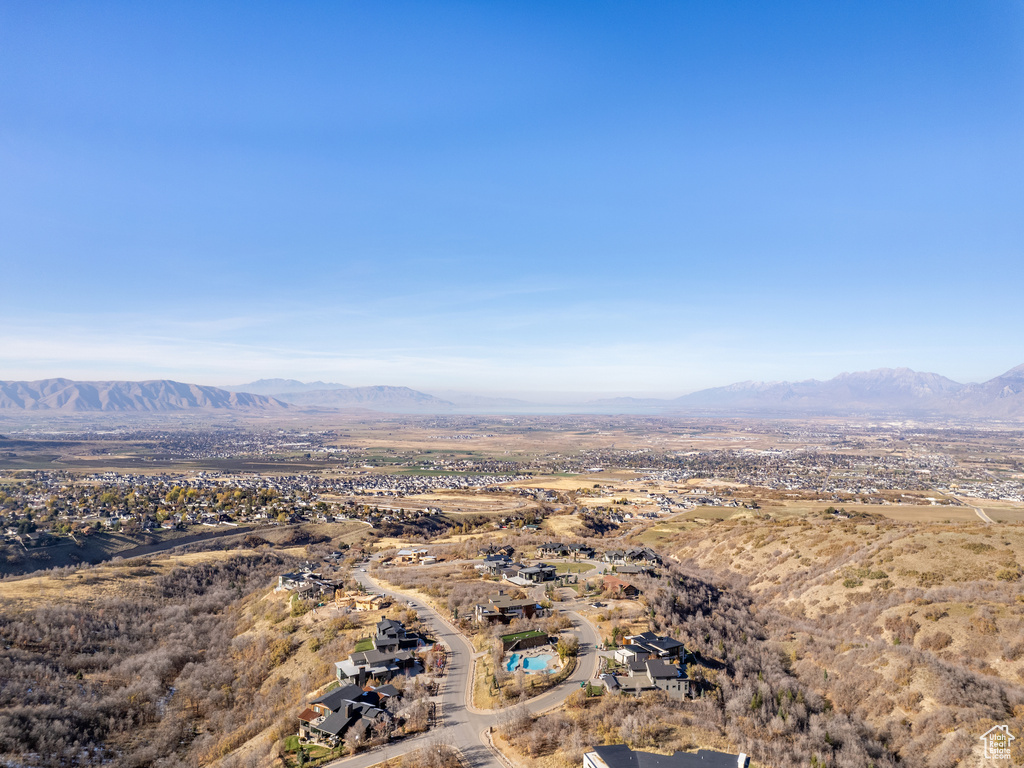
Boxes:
[501,629,546,643]
[353,637,374,652]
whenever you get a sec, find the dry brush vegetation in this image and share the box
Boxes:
[0,550,373,768]
[617,515,1024,767]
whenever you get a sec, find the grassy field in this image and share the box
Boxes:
[758,500,984,523]
[0,548,260,610]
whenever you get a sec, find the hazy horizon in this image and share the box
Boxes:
[2,2,1022,391]
[1,360,1023,403]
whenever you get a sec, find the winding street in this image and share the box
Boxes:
[324,570,601,768]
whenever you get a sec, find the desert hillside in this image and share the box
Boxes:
[639,515,1024,765]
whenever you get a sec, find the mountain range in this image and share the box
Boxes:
[0,379,286,412]
[1,364,1022,418]
[596,365,1024,418]
[222,379,349,395]
[269,385,454,412]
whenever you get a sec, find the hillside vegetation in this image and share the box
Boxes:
[639,515,1024,766]
[0,550,352,768]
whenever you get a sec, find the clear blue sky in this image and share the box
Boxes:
[2,1,1022,394]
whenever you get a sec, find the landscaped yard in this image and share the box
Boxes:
[282,738,342,768]
[501,629,546,645]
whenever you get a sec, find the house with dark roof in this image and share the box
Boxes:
[614,644,656,665]
[298,684,399,747]
[625,632,687,660]
[624,547,663,566]
[335,646,420,686]
[537,541,569,558]
[474,591,541,623]
[479,543,516,558]
[505,563,556,585]
[373,618,426,653]
[568,543,596,559]
[601,657,691,700]
[476,553,514,574]
[584,744,747,768]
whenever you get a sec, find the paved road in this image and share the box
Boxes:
[970,504,995,524]
[944,492,995,524]
[324,570,600,768]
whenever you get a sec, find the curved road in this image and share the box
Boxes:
[325,570,600,768]
[943,492,995,524]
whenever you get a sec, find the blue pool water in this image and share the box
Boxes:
[505,652,558,674]
[523,654,555,673]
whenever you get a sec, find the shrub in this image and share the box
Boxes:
[996,568,1021,582]
[962,542,995,554]
[919,632,952,651]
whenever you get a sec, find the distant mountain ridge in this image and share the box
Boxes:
[0,379,287,412]
[3,365,1022,418]
[274,385,455,412]
[668,365,1024,418]
[224,379,349,395]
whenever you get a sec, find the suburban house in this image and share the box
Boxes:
[537,541,569,558]
[298,683,398,746]
[335,649,419,686]
[503,562,556,586]
[584,744,748,768]
[568,543,596,559]
[373,618,426,653]
[354,593,391,612]
[335,591,391,611]
[475,553,514,574]
[276,568,336,598]
[479,544,516,558]
[610,658,690,700]
[335,620,424,685]
[624,632,687,660]
[625,547,663,566]
[602,574,640,597]
[614,644,657,665]
[395,548,429,564]
[474,591,541,623]
[498,562,526,580]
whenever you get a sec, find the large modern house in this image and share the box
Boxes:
[298,683,399,747]
[503,562,556,586]
[622,631,687,660]
[334,619,425,685]
[474,591,541,623]
[600,658,690,700]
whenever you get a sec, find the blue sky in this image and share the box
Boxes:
[2,1,1022,394]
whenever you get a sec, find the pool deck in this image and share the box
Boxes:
[505,647,561,674]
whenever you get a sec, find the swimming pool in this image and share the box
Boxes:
[505,652,558,674]
[522,654,555,672]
